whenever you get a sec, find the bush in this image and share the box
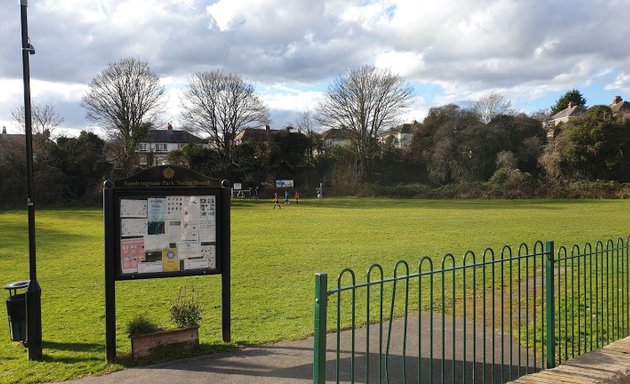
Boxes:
[127,315,162,337]
[169,286,202,328]
[356,183,433,198]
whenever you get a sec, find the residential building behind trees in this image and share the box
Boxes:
[0,129,109,207]
[136,122,208,167]
[550,89,587,115]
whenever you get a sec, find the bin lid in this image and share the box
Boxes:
[4,281,30,291]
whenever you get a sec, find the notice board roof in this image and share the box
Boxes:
[111,166,223,189]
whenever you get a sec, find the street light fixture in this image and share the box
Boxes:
[19,0,43,361]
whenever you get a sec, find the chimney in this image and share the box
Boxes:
[2,126,6,135]
[613,96,622,104]
[167,122,173,132]
[568,101,575,109]
[265,124,270,132]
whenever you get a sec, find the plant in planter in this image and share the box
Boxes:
[128,287,202,359]
[169,286,202,328]
[127,315,163,338]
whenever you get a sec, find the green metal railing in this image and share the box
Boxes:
[313,237,630,383]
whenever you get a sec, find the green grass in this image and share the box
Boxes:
[1,198,629,383]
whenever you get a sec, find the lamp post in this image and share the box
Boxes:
[20,0,43,361]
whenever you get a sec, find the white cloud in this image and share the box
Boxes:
[375,51,425,77]
[606,72,630,93]
[260,85,325,112]
[2,0,630,133]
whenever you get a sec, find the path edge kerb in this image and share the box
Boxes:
[508,336,630,383]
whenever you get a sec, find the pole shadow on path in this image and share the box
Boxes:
[136,311,538,384]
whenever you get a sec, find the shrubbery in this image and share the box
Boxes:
[351,179,630,199]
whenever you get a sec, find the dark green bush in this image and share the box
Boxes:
[127,315,162,337]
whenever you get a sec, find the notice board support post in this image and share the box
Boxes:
[220,180,231,342]
[104,181,116,362]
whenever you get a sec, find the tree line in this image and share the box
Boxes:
[2,58,630,207]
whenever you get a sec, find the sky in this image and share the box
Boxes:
[1,0,630,137]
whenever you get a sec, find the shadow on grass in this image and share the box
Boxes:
[39,340,105,364]
[231,197,601,211]
[43,340,103,353]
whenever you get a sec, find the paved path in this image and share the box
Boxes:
[508,336,630,384]
[55,312,535,384]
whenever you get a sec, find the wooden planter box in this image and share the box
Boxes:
[130,326,199,359]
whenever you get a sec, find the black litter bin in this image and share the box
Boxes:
[5,281,29,342]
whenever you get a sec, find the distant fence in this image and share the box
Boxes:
[313,237,630,384]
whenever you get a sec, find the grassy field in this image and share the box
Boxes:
[0,198,629,383]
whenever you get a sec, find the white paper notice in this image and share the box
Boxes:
[181,197,200,242]
[144,234,169,251]
[166,196,185,220]
[177,241,201,259]
[184,258,210,270]
[166,220,182,243]
[198,196,216,242]
[120,199,147,218]
[121,218,147,237]
[137,261,163,274]
[200,243,215,258]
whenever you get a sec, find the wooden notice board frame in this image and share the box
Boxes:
[103,165,231,362]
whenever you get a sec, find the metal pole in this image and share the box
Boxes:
[313,273,327,384]
[545,240,555,368]
[20,0,43,361]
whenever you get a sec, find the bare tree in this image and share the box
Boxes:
[292,110,321,165]
[316,65,413,175]
[11,103,64,137]
[292,110,316,134]
[179,70,270,165]
[472,91,514,124]
[81,57,165,176]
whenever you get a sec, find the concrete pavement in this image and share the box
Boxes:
[55,312,535,384]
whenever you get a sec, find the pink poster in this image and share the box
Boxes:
[121,238,144,274]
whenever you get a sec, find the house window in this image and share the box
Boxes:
[137,143,148,151]
[155,143,167,151]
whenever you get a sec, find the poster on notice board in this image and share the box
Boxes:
[119,195,217,276]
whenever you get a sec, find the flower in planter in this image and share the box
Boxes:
[169,286,202,328]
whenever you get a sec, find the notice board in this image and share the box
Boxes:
[103,165,231,361]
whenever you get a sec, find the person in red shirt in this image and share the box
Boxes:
[273,192,281,209]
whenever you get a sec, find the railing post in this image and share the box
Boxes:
[314,273,328,384]
[545,240,556,368]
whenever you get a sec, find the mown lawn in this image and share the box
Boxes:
[0,198,629,383]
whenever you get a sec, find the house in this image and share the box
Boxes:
[378,123,415,150]
[0,126,25,155]
[136,123,208,166]
[610,96,630,118]
[545,102,587,138]
[321,128,353,150]
[549,102,587,127]
[233,125,282,146]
